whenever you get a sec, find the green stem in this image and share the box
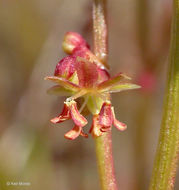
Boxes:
[93,1,118,190]
[149,1,179,190]
[95,133,118,190]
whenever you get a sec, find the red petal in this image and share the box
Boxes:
[80,130,88,138]
[73,47,107,70]
[111,107,127,131]
[72,45,89,58]
[64,125,81,140]
[76,57,98,87]
[69,101,88,127]
[54,56,76,79]
[99,102,113,128]
[113,119,127,131]
[90,115,103,137]
[97,68,110,84]
[50,103,70,124]
[100,126,111,132]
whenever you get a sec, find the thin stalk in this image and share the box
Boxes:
[95,132,118,190]
[93,1,118,190]
[93,0,108,69]
[149,1,179,190]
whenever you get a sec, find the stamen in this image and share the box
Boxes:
[79,96,89,113]
[66,90,87,102]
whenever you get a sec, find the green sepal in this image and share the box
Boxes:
[107,83,141,93]
[44,76,80,91]
[47,85,74,96]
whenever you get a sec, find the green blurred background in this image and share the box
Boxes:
[0,0,177,189]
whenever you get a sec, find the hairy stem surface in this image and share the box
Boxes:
[93,1,118,190]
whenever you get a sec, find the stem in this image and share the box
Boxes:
[149,1,179,190]
[93,0,108,69]
[95,133,118,190]
[93,1,118,190]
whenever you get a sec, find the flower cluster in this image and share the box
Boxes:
[45,32,140,140]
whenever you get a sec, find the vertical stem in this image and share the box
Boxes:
[95,133,118,190]
[93,1,118,190]
[93,0,109,68]
[149,1,179,190]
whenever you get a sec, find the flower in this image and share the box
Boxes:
[45,32,140,140]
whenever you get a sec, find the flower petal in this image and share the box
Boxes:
[64,125,81,140]
[97,73,131,91]
[100,126,111,132]
[76,57,98,87]
[44,76,80,91]
[68,100,88,127]
[90,115,103,137]
[50,103,70,123]
[80,130,88,138]
[99,102,113,128]
[111,107,127,131]
[54,56,76,79]
[113,119,127,131]
[107,83,141,93]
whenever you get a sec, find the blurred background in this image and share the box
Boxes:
[0,0,177,189]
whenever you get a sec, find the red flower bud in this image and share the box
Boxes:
[54,56,76,79]
[62,32,89,54]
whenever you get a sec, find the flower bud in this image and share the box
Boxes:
[62,32,89,54]
[54,56,76,79]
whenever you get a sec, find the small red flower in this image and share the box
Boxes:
[45,32,140,140]
[90,102,127,137]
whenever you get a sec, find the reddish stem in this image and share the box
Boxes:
[95,132,118,190]
[93,1,118,190]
